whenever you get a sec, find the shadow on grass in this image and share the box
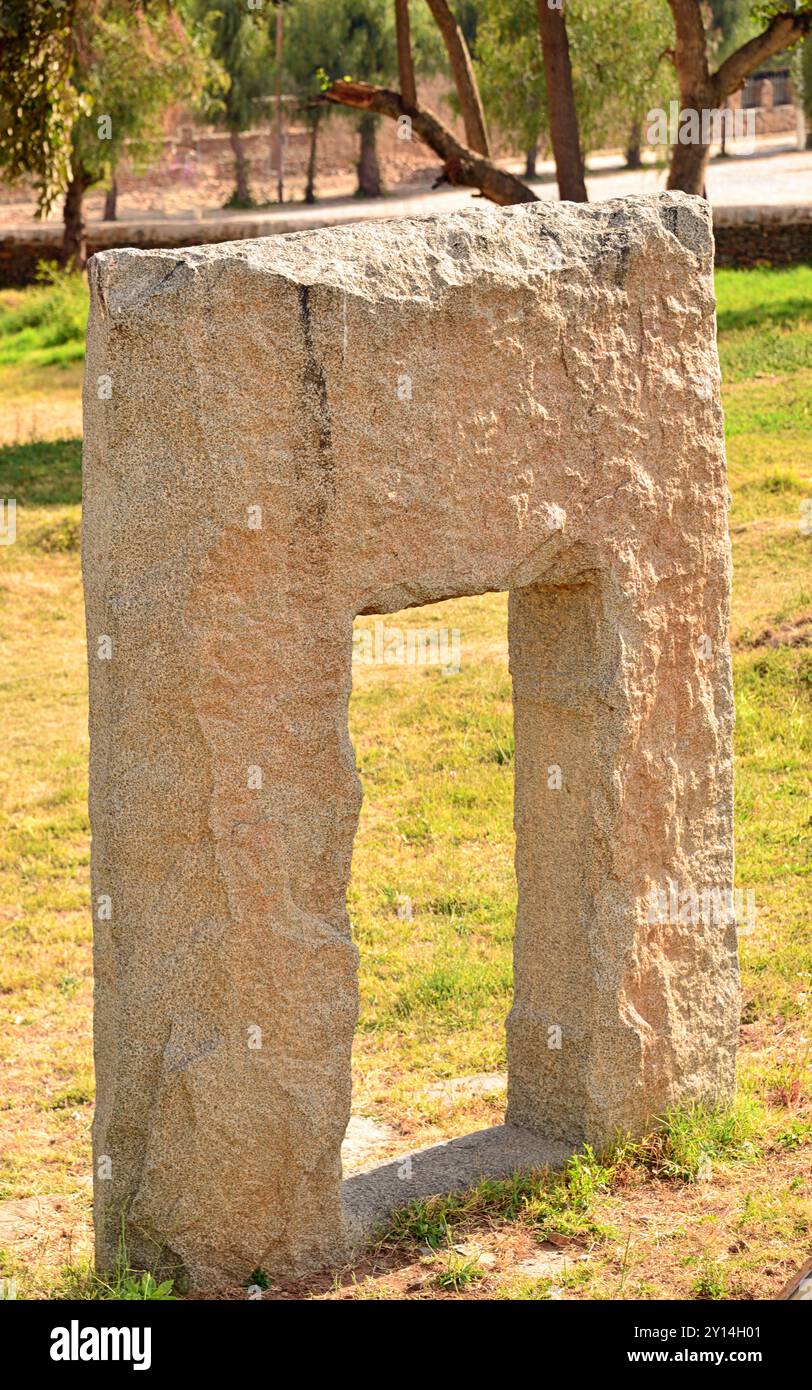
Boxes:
[0,437,82,506]
[717,294,812,336]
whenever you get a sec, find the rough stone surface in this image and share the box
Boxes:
[83,191,737,1290]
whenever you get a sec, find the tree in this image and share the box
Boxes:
[289,0,442,199]
[0,1,83,215]
[569,0,674,157]
[395,0,417,105]
[475,0,546,176]
[341,0,441,196]
[424,0,490,153]
[280,0,345,204]
[536,0,585,200]
[323,0,534,204]
[707,0,759,61]
[0,1,212,266]
[67,3,211,263]
[803,35,812,147]
[665,0,811,194]
[196,0,270,208]
[476,0,673,185]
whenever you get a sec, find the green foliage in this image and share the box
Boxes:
[434,1252,484,1290]
[474,0,545,153]
[0,436,82,505]
[71,1,214,188]
[28,513,82,553]
[58,1223,176,1299]
[60,1263,176,1299]
[691,1259,729,1299]
[802,34,812,123]
[0,268,87,370]
[569,0,676,153]
[476,0,675,160]
[0,2,214,210]
[0,0,85,213]
[707,0,759,64]
[386,1150,617,1255]
[752,0,812,26]
[283,0,442,101]
[195,0,268,132]
[643,1100,765,1182]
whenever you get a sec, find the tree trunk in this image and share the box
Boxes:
[324,81,536,206]
[664,0,810,193]
[103,176,118,221]
[625,124,641,169]
[274,0,285,203]
[395,0,417,108]
[304,110,321,205]
[228,128,252,207]
[666,131,711,195]
[63,168,90,271]
[356,113,382,197]
[524,144,538,179]
[536,1,587,202]
[425,0,490,155]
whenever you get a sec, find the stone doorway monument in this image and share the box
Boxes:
[83,192,738,1290]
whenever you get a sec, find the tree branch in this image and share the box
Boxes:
[321,80,536,205]
[424,0,490,155]
[714,12,810,98]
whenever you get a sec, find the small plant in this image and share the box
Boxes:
[435,1251,484,1292]
[768,1039,811,1109]
[564,1147,614,1205]
[484,720,514,765]
[28,514,81,554]
[113,1271,175,1300]
[774,1119,812,1151]
[58,1222,177,1300]
[388,1197,453,1250]
[59,1261,175,1300]
[642,1100,763,1182]
[691,1259,728,1301]
[247,1267,269,1290]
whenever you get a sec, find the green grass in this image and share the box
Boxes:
[58,1263,176,1300]
[641,1100,764,1183]
[716,265,812,384]
[385,1148,618,1252]
[0,269,87,371]
[0,437,81,505]
[0,264,810,1300]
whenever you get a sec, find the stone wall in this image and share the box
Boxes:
[2,202,810,288]
[713,205,812,268]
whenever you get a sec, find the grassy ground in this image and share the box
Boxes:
[0,273,85,447]
[0,266,809,1301]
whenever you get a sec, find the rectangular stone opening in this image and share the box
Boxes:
[344,593,515,1175]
